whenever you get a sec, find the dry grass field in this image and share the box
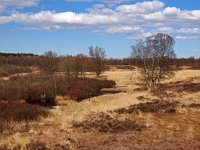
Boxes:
[0,67,200,150]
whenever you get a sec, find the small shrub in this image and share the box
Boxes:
[68,89,89,101]
[151,81,200,98]
[44,94,57,106]
[0,64,32,77]
[73,113,146,133]
[114,100,178,114]
[26,94,56,107]
[68,78,116,101]
[115,65,135,70]
[99,80,116,89]
[0,102,49,122]
[26,141,46,150]
[0,144,10,150]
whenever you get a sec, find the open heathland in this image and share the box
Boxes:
[0,66,200,149]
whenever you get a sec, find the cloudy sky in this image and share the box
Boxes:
[0,0,200,58]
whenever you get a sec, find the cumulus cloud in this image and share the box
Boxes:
[0,5,5,12]
[0,1,200,40]
[0,0,37,13]
[0,11,120,26]
[106,26,143,34]
[177,28,200,34]
[128,32,152,40]
[163,7,180,16]
[65,0,128,3]
[116,1,164,14]
[176,35,200,40]
[156,27,174,34]
[0,0,37,7]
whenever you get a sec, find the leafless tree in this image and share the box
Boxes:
[74,54,87,76]
[59,55,73,77]
[131,33,177,87]
[60,54,87,78]
[89,46,106,77]
[41,51,58,74]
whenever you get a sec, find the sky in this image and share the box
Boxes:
[0,0,200,58]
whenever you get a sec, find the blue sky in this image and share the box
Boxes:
[0,0,200,58]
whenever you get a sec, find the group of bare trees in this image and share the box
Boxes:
[89,46,106,77]
[1,33,193,87]
[59,54,88,78]
[40,46,106,78]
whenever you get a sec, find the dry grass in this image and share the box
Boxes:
[1,68,200,149]
[74,111,200,150]
[114,99,178,114]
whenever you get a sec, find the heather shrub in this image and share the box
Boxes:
[69,89,89,101]
[0,74,116,103]
[0,102,49,122]
[0,75,66,105]
[68,77,116,101]
[98,80,116,89]
[26,93,56,106]
[0,64,32,77]
[26,141,46,150]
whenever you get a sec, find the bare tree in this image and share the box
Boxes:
[131,33,177,87]
[60,54,87,78]
[74,54,87,76]
[59,55,73,77]
[41,51,58,74]
[89,46,106,77]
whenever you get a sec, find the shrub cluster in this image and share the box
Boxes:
[0,64,32,77]
[0,75,69,105]
[0,102,49,122]
[68,78,116,101]
[0,75,116,103]
[73,113,146,133]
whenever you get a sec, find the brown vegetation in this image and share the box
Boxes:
[25,141,46,150]
[0,103,48,122]
[114,99,178,114]
[0,52,200,149]
[0,102,49,134]
[0,64,32,78]
[152,80,200,98]
[73,113,146,133]
[0,74,116,103]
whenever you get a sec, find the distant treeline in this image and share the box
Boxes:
[0,52,39,57]
[105,57,200,68]
[0,52,199,69]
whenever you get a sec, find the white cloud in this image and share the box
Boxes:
[0,0,37,13]
[176,35,200,40]
[0,0,37,7]
[103,0,128,3]
[156,27,173,34]
[116,1,164,14]
[177,28,200,34]
[163,7,180,16]
[0,5,5,12]
[128,32,152,40]
[0,1,200,40]
[106,25,143,34]
[65,0,128,3]
[93,4,105,9]
[0,11,120,26]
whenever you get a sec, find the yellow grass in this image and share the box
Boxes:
[1,68,200,149]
